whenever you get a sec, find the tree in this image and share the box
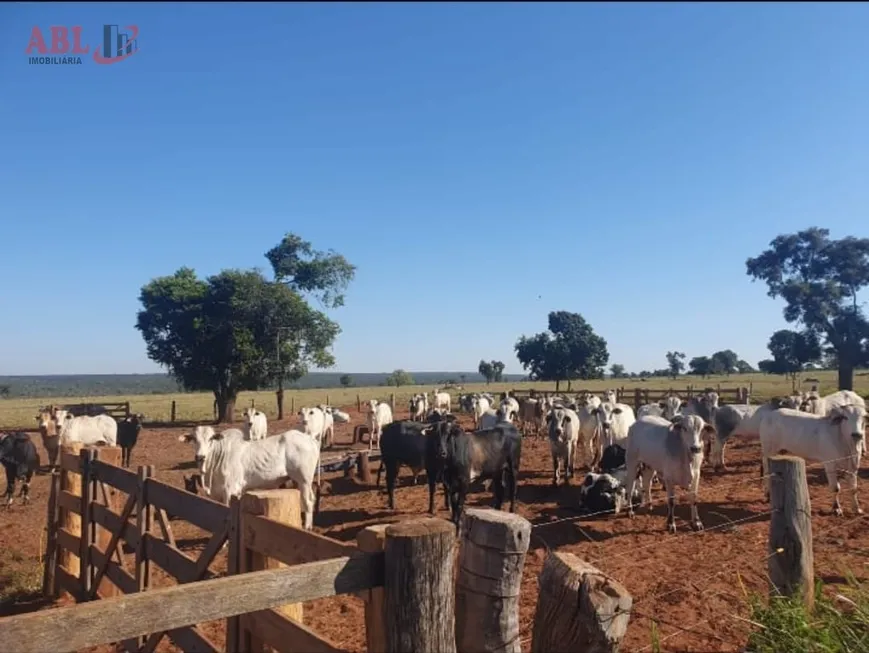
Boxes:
[266,233,356,309]
[385,369,414,387]
[515,311,609,391]
[610,363,626,379]
[339,374,353,388]
[757,359,777,375]
[665,351,686,379]
[0,384,9,398]
[765,329,822,388]
[735,359,755,374]
[459,373,467,384]
[478,360,495,384]
[746,228,869,390]
[688,356,713,378]
[491,360,505,382]
[710,350,740,376]
[136,234,353,423]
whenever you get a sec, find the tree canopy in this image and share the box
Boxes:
[688,356,713,378]
[710,349,739,376]
[136,234,354,422]
[610,363,626,378]
[478,359,505,384]
[385,369,414,387]
[514,311,609,391]
[757,329,821,386]
[746,227,869,390]
[665,351,686,378]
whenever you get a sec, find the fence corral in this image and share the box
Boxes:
[507,384,751,410]
[0,442,844,652]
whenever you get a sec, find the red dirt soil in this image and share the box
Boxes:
[1,406,867,653]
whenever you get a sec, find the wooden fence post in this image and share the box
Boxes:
[92,447,122,599]
[633,388,641,411]
[59,443,84,591]
[768,455,815,611]
[42,470,60,597]
[170,400,176,423]
[225,497,242,653]
[326,394,331,406]
[240,489,303,652]
[384,518,456,653]
[531,552,632,653]
[79,449,95,600]
[125,465,152,651]
[290,396,295,415]
[456,508,531,653]
[357,524,388,653]
[357,394,361,412]
[357,451,372,485]
[390,393,396,412]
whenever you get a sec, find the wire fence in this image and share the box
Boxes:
[514,451,868,652]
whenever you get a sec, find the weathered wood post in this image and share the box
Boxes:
[456,509,531,653]
[225,497,242,653]
[633,388,642,411]
[276,388,284,420]
[357,451,372,485]
[357,524,388,653]
[240,489,304,652]
[768,455,815,611]
[78,448,95,600]
[92,446,122,598]
[326,393,331,406]
[42,469,60,596]
[124,465,153,652]
[390,393,396,412]
[170,400,176,423]
[357,394,361,412]
[290,396,295,415]
[59,442,84,591]
[384,518,457,653]
[531,552,632,653]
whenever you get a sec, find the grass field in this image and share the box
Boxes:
[1,370,867,429]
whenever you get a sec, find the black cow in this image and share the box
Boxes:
[434,420,522,529]
[0,432,39,507]
[579,472,627,515]
[376,412,454,513]
[118,414,144,468]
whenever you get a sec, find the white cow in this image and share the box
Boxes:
[592,402,636,464]
[637,395,683,421]
[178,427,320,529]
[603,389,617,405]
[433,391,451,412]
[54,410,118,447]
[478,406,511,431]
[574,396,603,470]
[242,408,268,441]
[324,406,351,423]
[759,405,866,516]
[625,414,714,533]
[409,394,427,421]
[298,406,333,449]
[546,406,581,486]
[472,396,492,429]
[178,425,245,476]
[500,397,520,422]
[803,390,867,416]
[366,400,394,450]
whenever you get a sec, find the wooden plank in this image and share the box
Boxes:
[90,489,138,598]
[167,626,220,653]
[56,528,79,555]
[55,566,79,598]
[93,460,139,494]
[242,610,343,653]
[146,478,229,533]
[225,497,241,653]
[155,508,176,547]
[91,502,139,549]
[61,451,82,473]
[89,546,137,594]
[243,514,356,566]
[57,490,80,515]
[0,553,383,653]
[145,535,203,584]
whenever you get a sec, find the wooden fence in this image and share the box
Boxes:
[2,443,644,653]
[507,385,751,410]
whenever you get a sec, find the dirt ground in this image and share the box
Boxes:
[1,406,867,653]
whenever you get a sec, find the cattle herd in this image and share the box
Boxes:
[0,387,865,537]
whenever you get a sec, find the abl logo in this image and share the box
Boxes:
[26,25,140,66]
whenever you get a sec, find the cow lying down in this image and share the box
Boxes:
[578,444,641,515]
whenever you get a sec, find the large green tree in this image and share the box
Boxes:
[710,349,740,376]
[746,228,869,390]
[478,360,495,384]
[136,234,354,422]
[514,311,609,391]
[759,329,822,388]
[665,351,686,378]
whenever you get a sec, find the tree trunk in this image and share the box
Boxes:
[837,361,854,391]
[555,380,561,393]
[215,392,237,423]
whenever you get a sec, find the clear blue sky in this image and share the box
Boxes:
[1,3,867,376]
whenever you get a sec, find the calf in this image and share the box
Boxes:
[117,414,144,468]
[478,406,511,431]
[546,406,580,486]
[434,420,521,529]
[579,472,628,515]
[36,409,60,471]
[409,394,427,421]
[433,391,451,412]
[366,400,394,450]
[500,397,519,422]
[625,414,714,533]
[0,432,39,507]
[517,397,543,437]
[243,408,268,441]
[376,413,451,513]
[324,406,351,423]
[759,405,866,516]
[178,427,320,529]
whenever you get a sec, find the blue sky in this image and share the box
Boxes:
[1,3,868,376]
